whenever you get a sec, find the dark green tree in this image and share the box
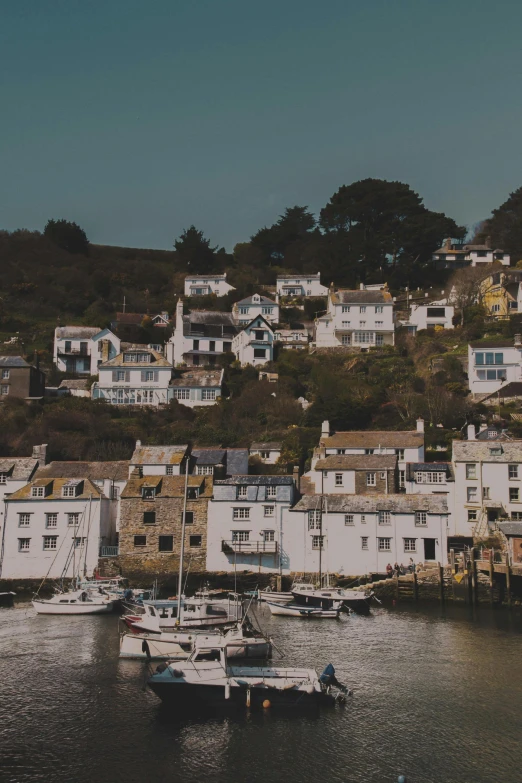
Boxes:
[43,219,89,254]
[174,225,218,273]
[476,186,522,264]
[251,206,317,268]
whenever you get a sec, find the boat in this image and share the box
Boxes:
[122,595,244,634]
[265,600,341,619]
[120,625,272,661]
[291,585,374,615]
[32,589,114,615]
[0,591,15,608]
[147,636,348,710]
[258,589,293,604]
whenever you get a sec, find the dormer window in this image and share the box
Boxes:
[0,473,6,485]
[187,487,199,499]
[32,486,45,498]
[62,482,80,498]
[489,447,503,456]
[142,486,156,500]
[238,485,248,498]
[124,353,137,362]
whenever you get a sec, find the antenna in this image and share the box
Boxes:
[122,296,126,314]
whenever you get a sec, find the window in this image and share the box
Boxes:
[361,536,369,550]
[233,508,250,519]
[141,487,156,500]
[366,472,376,486]
[380,472,386,480]
[116,370,126,381]
[337,449,346,455]
[509,465,519,479]
[62,485,77,497]
[67,513,80,526]
[260,451,270,459]
[468,510,477,521]
[43,536,58,551]
[342,306,350,313]
[415,511,427,526]
[137,353,150,363]
[1,369,9,379]
[202,389,216,401]
[187,487,199,499]
[238,485,248,498]
[0,473,6,485]
[239,307,249,315]
[143,511,156,525]
[467,487,478,502]
[375,306,383,313]
[254,330,265,340]
[46,513,58,528]
[375,321,383,326]
[361,515,366,524]
[184,511,194,525]
[510,488,520,502]
[341,334,351,345]
[512,512,522,520]
[264,506,275,517]
[266,486,277,498]
[378,538,391,551]
[489,447,502,456]
[111,486,120,500]
[312,535,324,550]
[254,349,266,359]
[308,509,321,530]
[360,306,367,313]
[379,511,391,525]
[475,352,504,366]
[32,487,44,498]
[18,513,31,526]
[375,334,384,346]
[1,385,9,395]
[158,535,173,552]
[18,538,30,552]
[196,465,214,475]
[342,321,351,327]
[399,470,405,488]
[465,464,477,479]
[144,370,154,382]
[189,535,202,547]
[483,487,490,499]
[345,514,354,526]
[174,389,190,400]
[134,535,146,547]
[404,538,416,552]
[335,473,343,486]
[354,331,374,344]
[74,537,86,548]
[263,530,275,542]
[365,449,374,454]
[209,341,216,352]
[359,321,366,327]
[165,466,174,476]
[232,530,250,542]
[64,341,71,352]
[262,307,273,315]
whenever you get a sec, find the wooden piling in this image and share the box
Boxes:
[449,549,456,601]
[470,549,478,605]
[506,554,512,609]
[395,575,400,601]
[489,549,495,605]
[438,562,445,604]
[413,571,419,601]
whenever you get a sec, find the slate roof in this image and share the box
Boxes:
[236,295,277,306]
[453,441,522,462]
[0,458,39,481]
[290,494,449,513]
[36,461,129,482]
[469,340,517,349]
[192,448,226,465]
[277,273,321,280]
[251,442,283,451]
[186,274,228,280]
[170,369,223,388]
[225,449,249,475]
[215,476,293,485]
[100,349,172,368]
[186,311,236,326]
[131,445,188,465]
[115,313,146,325]
[8,478,102,500]
[55,326,100,339]
[331,290,392,305]
[122,475,212,498]
[406,462,453,481]
[498,522,522,536]
[315,455,397,470]
[58,379,90,390]
[321,431,424,448]
[0,356,31,368]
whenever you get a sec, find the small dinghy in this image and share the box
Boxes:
[258,589,293,604]
[265,600,342,619]
[32,589,114,615]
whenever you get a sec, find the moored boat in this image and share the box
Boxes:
[32,589,114,615]
[120,625,272,660]
[258,589,293,604]
[292,585,374,615]
[123,595,244,634]
[265,600,341,619]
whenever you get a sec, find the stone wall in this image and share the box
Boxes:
[354,468,397,494]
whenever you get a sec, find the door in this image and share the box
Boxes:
[423,538,436,560]
[512,538,522,564]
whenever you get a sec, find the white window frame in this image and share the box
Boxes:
[232,530,250,542]
[467,487,478,503]
[404,538,416,552]
[378,510,391,525]
[308,509,321,530]
[335,473,343,486]
[174,389,190,400]
[32,487,45,498]
[46,513,58,528]
[366,472,376,486]
[233,507,250,520]
[361,536,369,550]
[18,538,30,552]
[345,514,354,526]
[237,485,248,498]
[264,506,275,517]
[312,535,324,550]
[415,511,427,526]
[43,536,58,551]
[262,530,275,542]
[196,465,214,475]
[266,486,277,498]
[509,464,519,479]
[466,464,477,480]
[18,513,31,527]
[201,389,216,401]
[378,537,391,551]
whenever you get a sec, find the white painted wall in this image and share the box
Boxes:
[184,276,235,297]
[408,304,454,331]
[468,344,522,395]
[276,274,328,298]
[54,328,120,374]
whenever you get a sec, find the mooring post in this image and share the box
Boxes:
[438,562,444,604]
[413,570,418,601]
[449,549,456,601]
[489,548,495,605]
[506,552,512,609]
[395,574,400,601]
[470,548,478,605]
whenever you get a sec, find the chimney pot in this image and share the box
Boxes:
[135,439,142,448]
[514,334,521,346]
[321,420,330,439]
[479,423,488,432]
[467,424,476,441]
[416,418,424,433]
[360,283,364,290]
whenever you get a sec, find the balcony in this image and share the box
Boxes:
[99,546,119,557]
[57,348,90,357]
[221,540,278,554]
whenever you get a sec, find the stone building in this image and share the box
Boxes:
[0,356,45,400]
[118,473,213,579]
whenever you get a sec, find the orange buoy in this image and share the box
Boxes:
[262,699,271,709]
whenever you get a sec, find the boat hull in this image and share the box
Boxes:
[32,599,114,615]
[266,601,340,618]
[148,680,331,710]
[258,590,293,604]
[292,590,372,615]
[120,633,271,660]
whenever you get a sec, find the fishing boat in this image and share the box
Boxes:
[32,589,114,615]
[265,600,341,619]
[123,594,244,634]
[291,585,374,615]
[120,625,272,661]
[147,636,347,710]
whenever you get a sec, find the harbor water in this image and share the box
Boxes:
[1,602,521,783]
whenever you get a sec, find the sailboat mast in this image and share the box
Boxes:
[176,465,189,626]
[318,495,323,587]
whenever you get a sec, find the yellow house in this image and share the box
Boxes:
[479,269,522,319]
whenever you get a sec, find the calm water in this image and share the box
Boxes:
[1,602,521,783]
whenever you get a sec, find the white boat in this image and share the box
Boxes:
[265,600,341,619]
[32,589,114,615]
[147,636,347,710]
[123,595,243,634]
[291,585,374,615]
[258,589,293,604]
[120,625,272,660]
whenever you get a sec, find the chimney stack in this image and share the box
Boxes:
[32,444,48,464]
[321,420,330,439]
[360,283,365,290]
[514,334,522,346]
[485,236,491,249]
[479,423,488,432]
[467,424,476,441]
[416,418,424,433]
[444,238,452,250]
[135,439,142,448]
[292,465,300,488]
[176,298,184,329]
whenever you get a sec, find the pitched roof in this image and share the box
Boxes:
[115,313,146,325]
[277,273,320,280]
[406,462,453,481]
[224,449,249,475]
[321,431,424,448]
[55,326,100,339]
[215,476,293,486]
[0,356,30,368]
[192,448,226,465]
[100,349,172,368]
[498,522,522,536]
[8,478,102,500]
[0,458,39,481]
[331,290,392,304]
[315,455,397,470]
[58,379,90,390]
[469,340,517,349]
[35,461,129,481]
[170,369,223,388]
[482,383,522,401]
[453,441,522,462]
[236,295,277,306]
[121,475,212,498]
[187,311,236,326]
[290,494,448,513]
[130,445,188,465]
[186,274,227,280]
[251,442,283,451]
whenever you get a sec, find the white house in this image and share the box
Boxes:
[404,462,453,496]
[276,273,328,298]
[129,442,189,477]
[91,347,173,406]
[170,368,224,407]
[403,302,454,333]
[231,315,275,366]
[451,433,522,539]
[432,237,510,268]
[54,327,121,375]
[314,284,395,349]
[250,442,283,465]
[232,294,279,325]
[206,476,296,574]
[305,454,397,495]
[190,448,249,478]
[286,494,449,576]
[0,477,112,579]
[184,274,236,298]
[167,300,238,367]
[0,445,46,539]
[274,329,309,350]
[467,338,522,397]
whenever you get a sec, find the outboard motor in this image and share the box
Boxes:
[320,663,348,693]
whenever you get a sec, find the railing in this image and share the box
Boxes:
[99,546,119,557]
[57,349,90,356]
[222,540,278,554]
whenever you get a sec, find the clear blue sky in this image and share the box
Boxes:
[1,0,521,250]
